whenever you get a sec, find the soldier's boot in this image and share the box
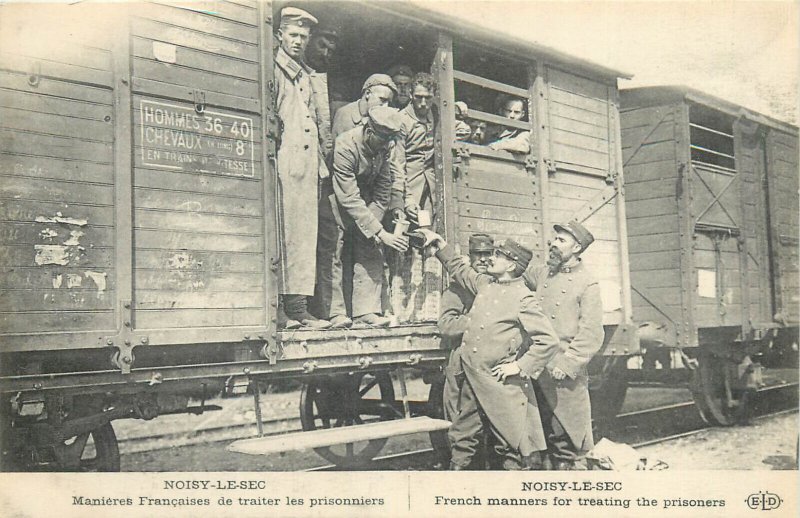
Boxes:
[353,313,391,327]
[283,295,332,330]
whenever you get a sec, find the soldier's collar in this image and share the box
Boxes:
[402,102,433,124]
[496,276,524,285]
[558,257,582,274]
[275,48,311,80]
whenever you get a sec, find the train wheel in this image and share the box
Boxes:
[426,376,450,466]
[54,422,121,472]
[299,372,399,468]
[690,352,752,426]
[589,356,629,427]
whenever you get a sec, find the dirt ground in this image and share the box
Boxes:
[637,411,798,470]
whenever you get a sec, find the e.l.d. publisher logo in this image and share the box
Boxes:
[745,492,782,511]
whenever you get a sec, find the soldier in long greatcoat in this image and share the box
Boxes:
[437,233,494,467]
[274,7,330,328]
[421,231,560,470]
[523,221,605,470]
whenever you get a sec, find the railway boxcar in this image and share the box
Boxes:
[620,86,799,425]
[0,0,636,470]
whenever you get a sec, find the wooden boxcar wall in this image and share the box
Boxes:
[622,92,799,345]
[0,1,275,352]
[619,103,684,344]
[766,129,800,324]
[544,66,628,325]
[439,41,632,332]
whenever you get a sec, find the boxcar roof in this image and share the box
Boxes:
[620,86,798,136]
[369,1,633,83]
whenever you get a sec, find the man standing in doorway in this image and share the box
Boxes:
[313,75,398,327]
[523,221,605,470]
[332,106,409,327]
[273,7,331,329]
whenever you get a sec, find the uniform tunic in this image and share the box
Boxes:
[331,126,394,316]
[438,281,474,421]
[437,245,560,457]
[395,103,435,210]
[523,262,605,452]
[274,48,328,296]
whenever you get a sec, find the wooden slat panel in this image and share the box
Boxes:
[464,170,533,194]
[0,176,114,206]
[135,290,263,310]
[624,178,676,201]
[0,222,112,246]
[134,3,258,44]
[0,71,113,105]
[0,130,113,163]
[134,229,262,253]
[134,249,263,273]
[549,101,608,129]
[0,266,114,289]
[620,106,673,130]
[0,310,115,333]
[457,187,537,210]
[151,0,258,26]
[0,246,114,268]
[623,140,676,166]
[627,233,681,254]
[549,87,607,115]
[135,270,263,292]
[134,188,262,217]
[132,75,260,114]
[134,209,263,235]
[0,51,113,87]
[132,58,259,99]
[130,18,259,62]
[548,67,610,100]
[622,160,678,184]
[628,250,681,270]
[551,142,608,170]
[0,288,114,312]
[0,154,113,185]
[621,121,674,149]
[551,114,608,140]
[134,308,264,328]
[0,88,113,121]
[552,128,608,154]
[625,198,677,218]
[134,168,262,199]
[131,37,259,81]
[630,269,682,289]
[0,106,113,142]
[459,202,539,223]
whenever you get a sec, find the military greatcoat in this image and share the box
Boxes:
[523,262,605,452]
[436,245,560,456]
[438,281,474,420]
[274,48,329,296]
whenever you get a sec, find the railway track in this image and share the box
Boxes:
[307,381,799,471]
[117,381,798,470]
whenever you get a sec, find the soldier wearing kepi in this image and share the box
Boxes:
[313,74,398,328]
[273,7,331,329]
[437,233,494,466]
[523,221,605,470]
[420,230,560,470]
[332,106,409,326]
